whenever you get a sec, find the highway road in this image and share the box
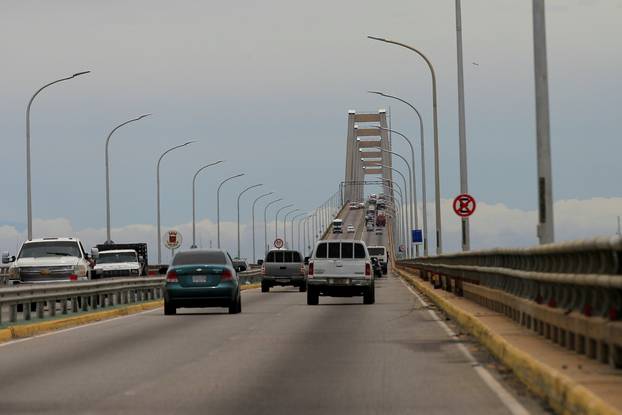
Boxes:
[0,280,546,414]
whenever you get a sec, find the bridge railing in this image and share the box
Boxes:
[398,236,622,368]
[0,269,262,326]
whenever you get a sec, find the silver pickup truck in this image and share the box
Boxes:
[307,239,374,305]
[261,249,307,292]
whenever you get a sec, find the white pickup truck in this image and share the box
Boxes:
[306,239,374,305]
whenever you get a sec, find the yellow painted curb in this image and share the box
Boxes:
[396,267,621,415]
[0,328,13,342]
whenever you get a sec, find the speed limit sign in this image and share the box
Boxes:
[274,238,284,249]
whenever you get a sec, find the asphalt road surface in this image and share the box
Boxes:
[0,273,547,414]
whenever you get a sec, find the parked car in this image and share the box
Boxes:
[262,249,306,292]
[368,245,388,274]
[163,249,241,315]
[2,237,99,284]
[307,239,374,305]
[347,225,355,233]
[94,249,142,277]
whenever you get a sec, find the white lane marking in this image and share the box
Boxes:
[399,278,530,415]
[0,288,260,348]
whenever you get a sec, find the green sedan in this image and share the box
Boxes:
[164,249,242,315]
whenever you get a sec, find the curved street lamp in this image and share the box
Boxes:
[283,208,300,248]
[104,114,151,243]
[236,184,263,258]
[191,161,224,248]
[251,192,274,263]
[217,173,244,248]
[292,212,307,252]
[25,71,91,240]
[275,204,294,240]
[367,35,442,254]
[263,198,283,253]
[156,141,195,262]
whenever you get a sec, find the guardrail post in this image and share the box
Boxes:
[9,304,17,323]
[48,299,56,317]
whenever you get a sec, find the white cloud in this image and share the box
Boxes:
[2,197,621,262]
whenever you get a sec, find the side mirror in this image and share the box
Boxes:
[90,247,99,260]
[2,252,15,264]
[158,266,168,275]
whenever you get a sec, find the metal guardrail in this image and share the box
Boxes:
[398,236,622,368]
[0,269,262,326]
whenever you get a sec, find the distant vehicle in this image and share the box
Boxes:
[232,258,249,272]
[375,228,383,236]
[367,204,376,216]
[94,249,142,277]
[366,222,374,232]
[369,194,377,200]
[370,257,383,278]
[2,237,99,284]
[307,240,374,305]
[358,202,365,209]
[163,249,241,315]
[349,202,360,210]
[96,243,148,276]
[368,246,388,274]
[376,211,386,227]
[347,225,355,233]
[332,218,343,234]
[261,249,306,292]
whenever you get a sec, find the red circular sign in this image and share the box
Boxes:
[274,238,284,249]
[453,194,476,217]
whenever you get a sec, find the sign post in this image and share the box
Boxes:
[164,230,182,259]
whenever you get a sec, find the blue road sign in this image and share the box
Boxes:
[412,229,423,244]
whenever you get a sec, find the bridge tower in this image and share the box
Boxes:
[343,109,394,203]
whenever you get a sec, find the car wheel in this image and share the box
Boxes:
[164,302,176,315]
[261,283,269,293]
[299,282,307,293]
[229,292,241,314]
[363,285,375,305]
[307,287,319,305]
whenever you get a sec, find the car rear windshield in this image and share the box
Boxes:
[314,242,366,259]
[19,242,82,259]
[265,250,302,263]
[172,251,227,266]
[98,252,138,264]
[368,247,386,256]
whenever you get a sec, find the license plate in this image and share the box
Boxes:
[329,278,350,285]
[192,275,207,283]
[278,278,290,283]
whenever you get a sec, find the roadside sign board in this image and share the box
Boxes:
[164,230,182,250]
[274,238,284,249]
[453,194,477,217]
[412,229,423,244]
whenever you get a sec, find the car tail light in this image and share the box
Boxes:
[69,274,78,281]
[166,270,178,282]
[365,263,371,277]
[221,269,233,281]
[308,262,314,277]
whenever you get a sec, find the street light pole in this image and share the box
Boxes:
[236,184,263,258]
[283,208,300,248]
[291,212,305,249]
[367,94,429,256]
[368,35,443,254]
[264,198,283,253]
[533,0,555,244]
[455,0,470,251]
[191,161,224,248]
[25,71,90,240]
[156,141,195,263]
[275,204,293,241]
[217,173,244,248]
[105,114,151,244]
[252,192,274,263]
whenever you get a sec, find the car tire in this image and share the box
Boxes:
[307,287,319,305]
[164,302,176,315]
[261,283,269,293]
[299,282,307,293]
[229,292,241,314]
[363,285,375,305]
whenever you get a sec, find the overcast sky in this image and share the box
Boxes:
[1,0,621,258]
